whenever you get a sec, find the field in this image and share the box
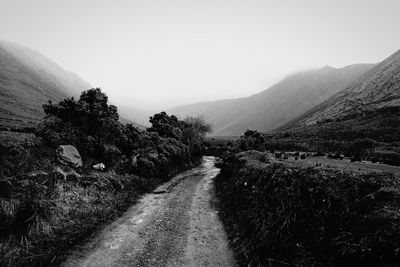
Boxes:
[290,156,400,176]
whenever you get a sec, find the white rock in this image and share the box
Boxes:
[93,163,106,170]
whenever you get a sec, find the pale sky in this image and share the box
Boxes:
[1,0,399,109]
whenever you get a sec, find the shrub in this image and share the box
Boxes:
[102,144,122,167]
[234,129,265,152]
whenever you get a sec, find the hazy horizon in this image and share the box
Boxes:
[1,0,400,109]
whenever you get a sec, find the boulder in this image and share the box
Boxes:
[57,145,83,168]
[93,163,106,171]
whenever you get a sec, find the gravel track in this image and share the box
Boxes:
[62,156,236,267]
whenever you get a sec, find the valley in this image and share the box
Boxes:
[169,64,374,136]
[1,39,400,267]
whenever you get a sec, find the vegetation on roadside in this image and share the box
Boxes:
[0,88,211,266]
[208,106,400,164]
[216,150,400,266]
[272,106,400,165]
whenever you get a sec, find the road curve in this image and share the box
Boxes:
[62,156,236,267]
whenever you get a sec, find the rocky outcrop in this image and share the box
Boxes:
[57,145,83,168]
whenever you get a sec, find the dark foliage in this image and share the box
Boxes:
[36,88,210,169]
[216,151,400,266]
[1,88,211,266]
[232,130,266,152]
[148,111,183,139]
[37,88,123,164]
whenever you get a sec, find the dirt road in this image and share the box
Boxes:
[62,156,236,267]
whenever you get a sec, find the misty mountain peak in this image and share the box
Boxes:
[169,63,373,136]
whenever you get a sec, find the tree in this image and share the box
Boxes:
[183,116,212,135]
[147,112,183,139]
[182,116,213,157]
[37,90,213,169]
[77,88,119,138]
[37,88,123,162]
[235,129,265,152]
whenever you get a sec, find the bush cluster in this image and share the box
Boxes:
[0,88,211,266]
[35,88,211,171]
[216,151,400,266]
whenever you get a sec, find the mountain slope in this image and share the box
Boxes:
[118,105,153,128]
[170,64,373,136]
[289,49,400,127]
[0,40,91,129]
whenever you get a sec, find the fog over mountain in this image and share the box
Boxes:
[3,37,397,139]
[2,1,399,110]
[0,40,91,128]
[169,63,373,136]
[287,49,400,127]
[118,105,153,127]
[2,1,400,266]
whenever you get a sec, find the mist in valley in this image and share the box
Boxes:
[1,1,400,266]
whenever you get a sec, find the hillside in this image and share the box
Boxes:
[118,105,153,128]
[287,49,400,127]
[169,64,373,136]
[0,40,91,129]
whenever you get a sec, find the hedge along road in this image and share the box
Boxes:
[62,156,236,267]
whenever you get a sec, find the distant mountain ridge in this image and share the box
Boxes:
[285,49,400,128]
[0,40,91,128]
[3,39,395,137]
[169,63,374,136]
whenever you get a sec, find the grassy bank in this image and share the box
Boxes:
[1,171,150,266]
[0,141,200,267]
[215,151,400,266]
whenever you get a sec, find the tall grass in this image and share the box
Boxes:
[0,170,153,266]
